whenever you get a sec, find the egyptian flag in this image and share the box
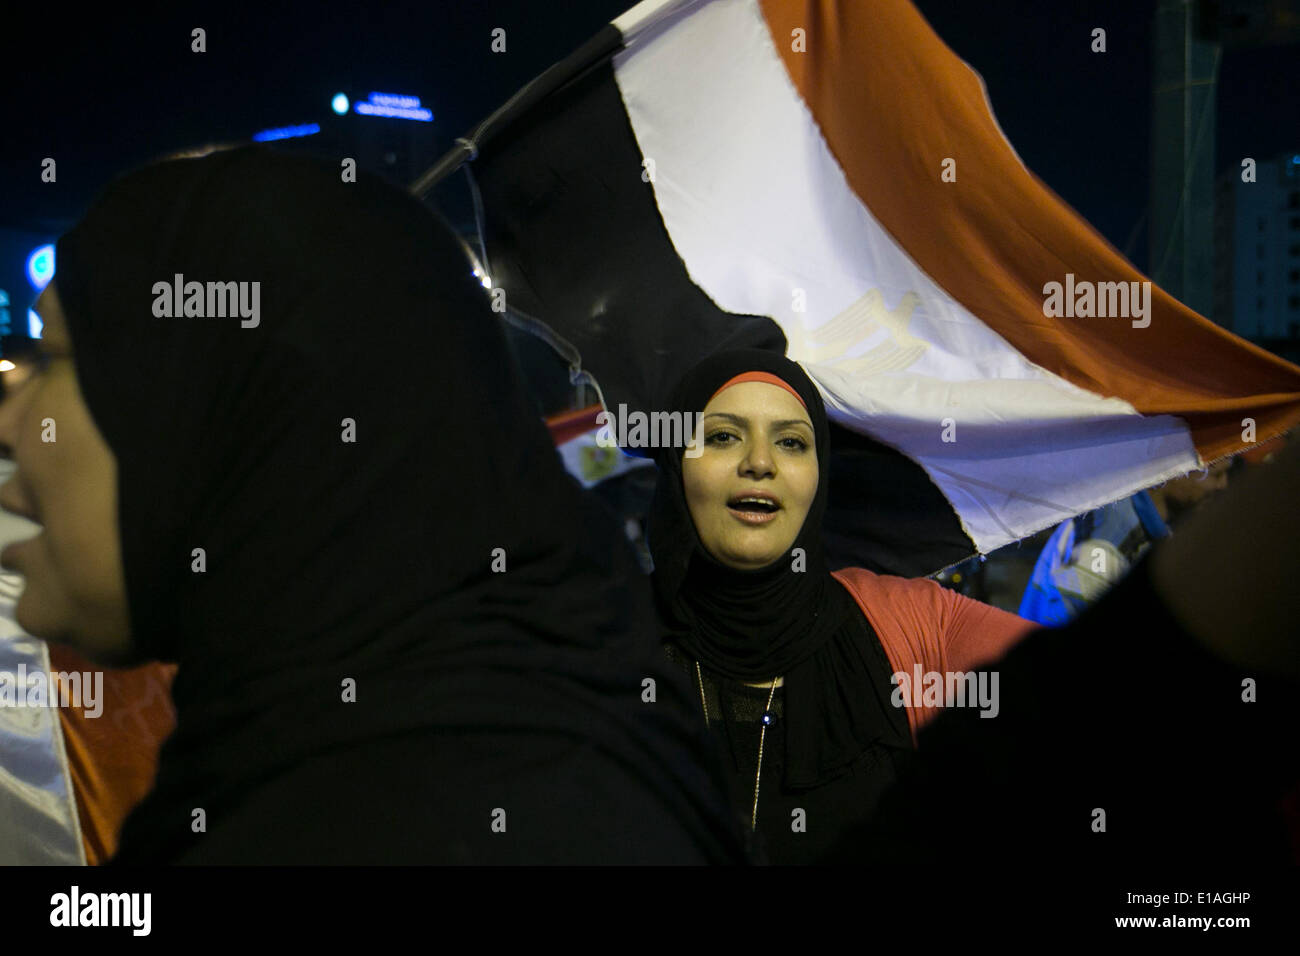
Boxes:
[547,404,655,488]
[417,0,1300,577]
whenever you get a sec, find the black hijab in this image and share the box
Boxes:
[53,146,748,863]
[647,349,911,789]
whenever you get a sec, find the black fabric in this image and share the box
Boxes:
[470,60,975,578]
[646,349,911,790]
[54,145,750,864]
[822,420,973,576]
[665,619,914,865]
[474,61,788,429]
[825,552,1300,865]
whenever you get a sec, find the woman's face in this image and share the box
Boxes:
[0,282,133,664]
[681,381,818,570]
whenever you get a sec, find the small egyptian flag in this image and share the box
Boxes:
[421,0,1300,576]
[547,404,655,488]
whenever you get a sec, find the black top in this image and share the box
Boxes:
[665,614,915,865]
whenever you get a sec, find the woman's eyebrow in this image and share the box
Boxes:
[703,412,812,430]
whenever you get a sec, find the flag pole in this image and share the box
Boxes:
[409,27,624,198]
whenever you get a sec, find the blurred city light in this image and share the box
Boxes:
[355,92,432,122]
[252,123,321,142]
[25,245,54,290]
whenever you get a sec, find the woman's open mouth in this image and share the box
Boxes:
[726,493,781,525]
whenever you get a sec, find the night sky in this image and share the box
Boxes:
[3,0,1297,274]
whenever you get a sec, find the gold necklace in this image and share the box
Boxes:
[695,661,779,832]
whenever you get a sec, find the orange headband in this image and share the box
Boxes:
[707,371,807,409]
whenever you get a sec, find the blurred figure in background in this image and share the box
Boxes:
[0,342,177,866]
[0,453,83,864]
[1018,458,1232,627]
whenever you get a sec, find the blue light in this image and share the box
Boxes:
[355,91,433,122]
[26,245,54,290]
[332,93,349,115]
[28,309,43,339]
[354,102,432,122]
[251,123,321,142]
[1292,154,1300,165]
[367,92,421,109]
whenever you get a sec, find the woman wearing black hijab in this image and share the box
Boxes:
[645,349,1037,864]
[0,146,751,864]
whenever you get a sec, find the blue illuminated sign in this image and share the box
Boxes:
[368,93,420,109]
[354,91,432,122]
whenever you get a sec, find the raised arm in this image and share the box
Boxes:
[936,581,1041,673]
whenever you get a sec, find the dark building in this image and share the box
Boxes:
[1215,151,1300,363]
